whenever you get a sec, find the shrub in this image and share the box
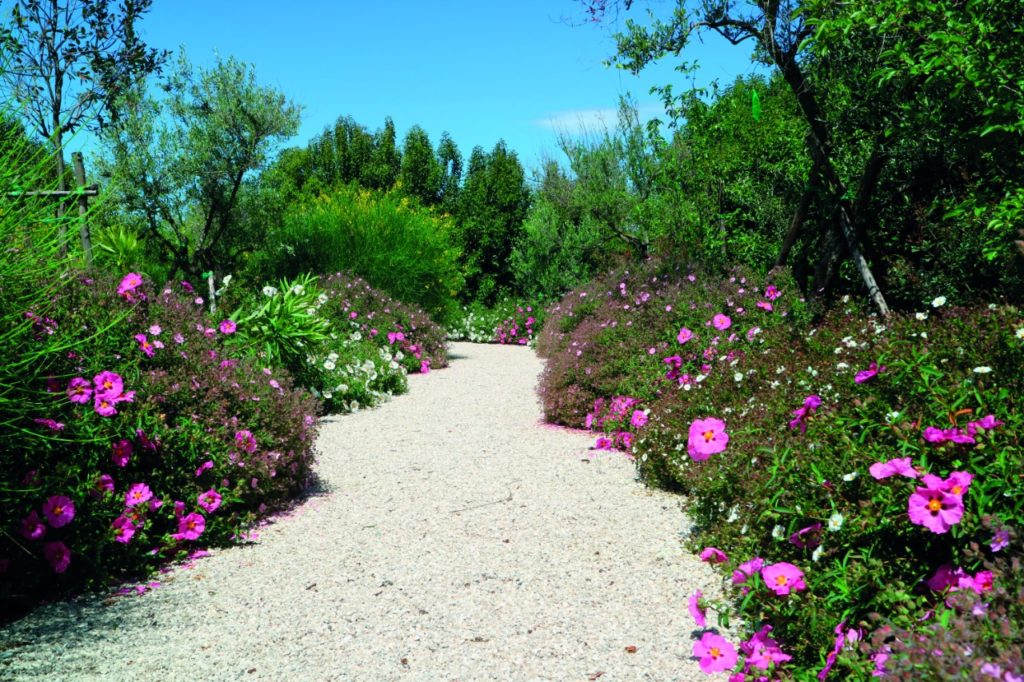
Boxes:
[248,185,463,323]
[446,299,546,345]
[1,273,319,620]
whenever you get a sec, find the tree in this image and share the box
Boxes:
[361,116,401,190]
[436,131,462,214]
[99,53,301,281]
[455,141,531,302]
[399,125,441,206]
[1,0,166,252]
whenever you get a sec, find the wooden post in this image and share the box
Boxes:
[71,152,93,268]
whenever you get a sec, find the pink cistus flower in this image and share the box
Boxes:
[762,561,807,596]
[234,430,257,454]
[42,495,75,528]
[174,512,205,541]
[196,460,214,477]
[855,361,885,384]
[111,516,136,544]
[908,483,964,534]
[43,540,71,574]
[742,624,792,671]
[687,417,729,461]
[66,377,93,404]
[594,436,613,450]
[699,547,728,564]
[93,371,124,399]
[117,272,143,300]
[966,414,1005,437]
[688,590,707,627]
[868,457,919,480]
[764,285,781,301]
[789,394,822,433]
[32,417,65,431]
[677,327,694,344]
[615,431,634,449]
[991,529,1011,552]
[630,410,648,428]
[218,319,237,334]
[712,313,732,331]
[125,483,153,507]
[19,510,47,540]
[693,632,737,674]
[111,439,133,467]
[922,426,975,444]
[757,300,774,312]
[789,522,823,549]
[96,473,115,495]
[197,489,222,513]
[420,360,431,374]
[732,557,764,585]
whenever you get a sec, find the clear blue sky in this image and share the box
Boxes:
[100,1,761,171]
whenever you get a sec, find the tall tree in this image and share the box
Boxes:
[361,116,401,190]
[99,53,300,280]
[399,125,441,206]
[436,131,462,214]
[1,0,166,251]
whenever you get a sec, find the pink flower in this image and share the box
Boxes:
[219,319,237,334]
[198,489,222,513]
[584,413,595,430]
[42,495,75,528]
[855,361,885,384]
[420,360,431,374]
[762,562,807,595]
[818,621,847,680]
[688,590,707,627]
[966,414,1004,436]
[173,332,185,344]
[868,457,919,480]
[111,439,133,467]
[789,394,822,433]
[96,474,115,494]
[693,632,737,674]
[764,285,781,300]
[149,324,162,335]
[789,522,823,549]
[19,511,46,540]
[630,410,648,428]
[93,395,119,417]
[66,377,92,404]
[174,512,205,541]
[615,431,634,449]
[756,300,773,312]
[93,371,124,399]
[112,516,136,544]
[43,541,71,573]
[712,313,732,330]
[677,327,694,344]
[134,333,154,357]
[991,529,1010,552]
[117,272,143,299]
[908,484,964,534]
[700,547,728,564]
[180,280,194,293]
[32,417,65,431]
[125,483,153,507]
[732,557,764,585]
[687,417,729,461]
[594,436,613,450]
[941,471,973,497]
[235,430,257,453]
[743,624,792,671]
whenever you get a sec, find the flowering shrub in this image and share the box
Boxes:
[538,262,1024,677]
[1,273,319,620]
[447,299,547,345]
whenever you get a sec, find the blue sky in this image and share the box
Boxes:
[100,1,760,171]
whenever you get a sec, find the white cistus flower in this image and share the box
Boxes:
[262,286,278,297]
[931,295,947,308]
[828,513,844,532]
[772,524,785,539]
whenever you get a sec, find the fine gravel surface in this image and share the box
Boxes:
[1,342,727,682]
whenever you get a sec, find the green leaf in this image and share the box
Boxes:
[751,89,761,122]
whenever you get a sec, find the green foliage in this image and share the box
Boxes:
[250,185,463,323]
[399,125,442,206]
[98,51,301,279]
[455,141,531,303]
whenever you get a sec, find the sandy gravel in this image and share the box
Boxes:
[0,342,726,681]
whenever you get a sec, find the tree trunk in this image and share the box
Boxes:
[776,157,820,268]
[71,151,93,267]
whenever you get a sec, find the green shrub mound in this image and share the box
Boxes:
[1,274,319,620]
[537,263,1023,678]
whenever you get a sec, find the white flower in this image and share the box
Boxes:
[1016,327,1024,340]
[812,546,824,562]
[306,307,317,315]
[931,296,947,307]
[828,513,844,532]
[915,312,928,321]
[323,360,336,371]
[695,374,707,383]
[262,286,278,297]
[973,366,993,374]
[842,472,858,482]
[726,506,739,523]
[836,362,849,370]
[841,295,850,303]
[885,410,901,423]
[317,293,328,305]
[323,391,333,399]
[734,372,743,382]
[772,524,785,539]
[291,284,305,295]
[350,332,362,342]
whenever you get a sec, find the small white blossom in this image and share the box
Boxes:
[915,312,928,321]
[772,524,785,539]
[973,366,993,374]
[885,410,901,423]
[291,284,305,295]
[812,546,824,562]
[842,472,858,482]
[323,360,336,371]
[262,286,278,297]
[828,513,844,532]
[836,362,849,370]
[931,296,947,308]
[726,506,739,523]
[1016,327,1024,340]
[734,372,743,382]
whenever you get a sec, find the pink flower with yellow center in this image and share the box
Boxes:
[66,377,92,404]
[693,632,737,674]
[43,541,71,573]
[93,371,124,399]
[712,313,732,330]
[125,483,153,507]
[677,327,694,344]
[111,516,136,544]
[117,272,143,299]
[197,489,222,513]
[908,484,963,534]
[688,590,706,627]
[699,547,728,564]
[687,417,729,461]
[42,495,75,528]
[761,561,807,596]
[175,512,205,541]
[134,334,155,357]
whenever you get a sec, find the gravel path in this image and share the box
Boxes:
[1,342,725,681]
